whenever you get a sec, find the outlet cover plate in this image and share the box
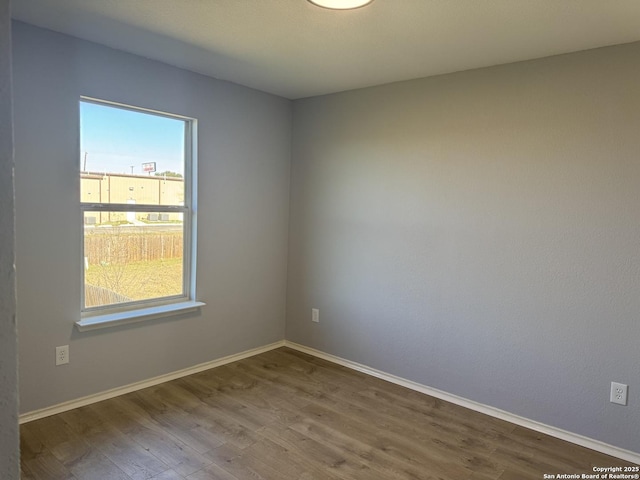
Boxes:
[56,345,69,366]
[610,382,628,406]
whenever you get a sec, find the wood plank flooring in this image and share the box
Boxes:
[20,347,638,479]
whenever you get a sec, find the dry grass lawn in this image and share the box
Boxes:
[85,257,183,301]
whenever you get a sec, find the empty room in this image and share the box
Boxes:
[2,0,640,479]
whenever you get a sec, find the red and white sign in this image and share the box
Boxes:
[142,162,156,173]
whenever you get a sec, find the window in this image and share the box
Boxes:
[78,98,200,330]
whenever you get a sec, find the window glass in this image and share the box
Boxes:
[80,99,193,312]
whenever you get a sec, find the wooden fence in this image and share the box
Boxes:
[84,229,183,265]
[85,284,132,308]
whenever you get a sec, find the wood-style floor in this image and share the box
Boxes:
[20,347,637,479]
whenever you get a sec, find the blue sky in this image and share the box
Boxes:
[80,101,185,176]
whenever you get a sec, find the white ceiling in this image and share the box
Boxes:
[12,0,640,99]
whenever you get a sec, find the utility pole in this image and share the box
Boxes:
[83,152,87,172]
[130,165,134,175]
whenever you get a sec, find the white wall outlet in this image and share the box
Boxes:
[312,308,319,323]
[56,345,69,366]
[610,382,628,406]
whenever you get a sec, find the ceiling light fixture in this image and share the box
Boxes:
[307,0,374,10]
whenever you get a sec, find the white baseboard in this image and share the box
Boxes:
[284,340,640,465]
[19,340,286,424]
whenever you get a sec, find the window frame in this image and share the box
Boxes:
[77,97,200,329]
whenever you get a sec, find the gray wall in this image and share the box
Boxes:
[0,1,19,479]
[287,42,640,453]
[13,22,291,413]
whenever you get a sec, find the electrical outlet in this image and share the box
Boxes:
[312,308,319,323]
[56,345,69,366]
[610,382,628,406]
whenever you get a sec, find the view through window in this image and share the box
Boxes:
[80,99,194,311]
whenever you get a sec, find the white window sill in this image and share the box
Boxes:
[75,301,205,332]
